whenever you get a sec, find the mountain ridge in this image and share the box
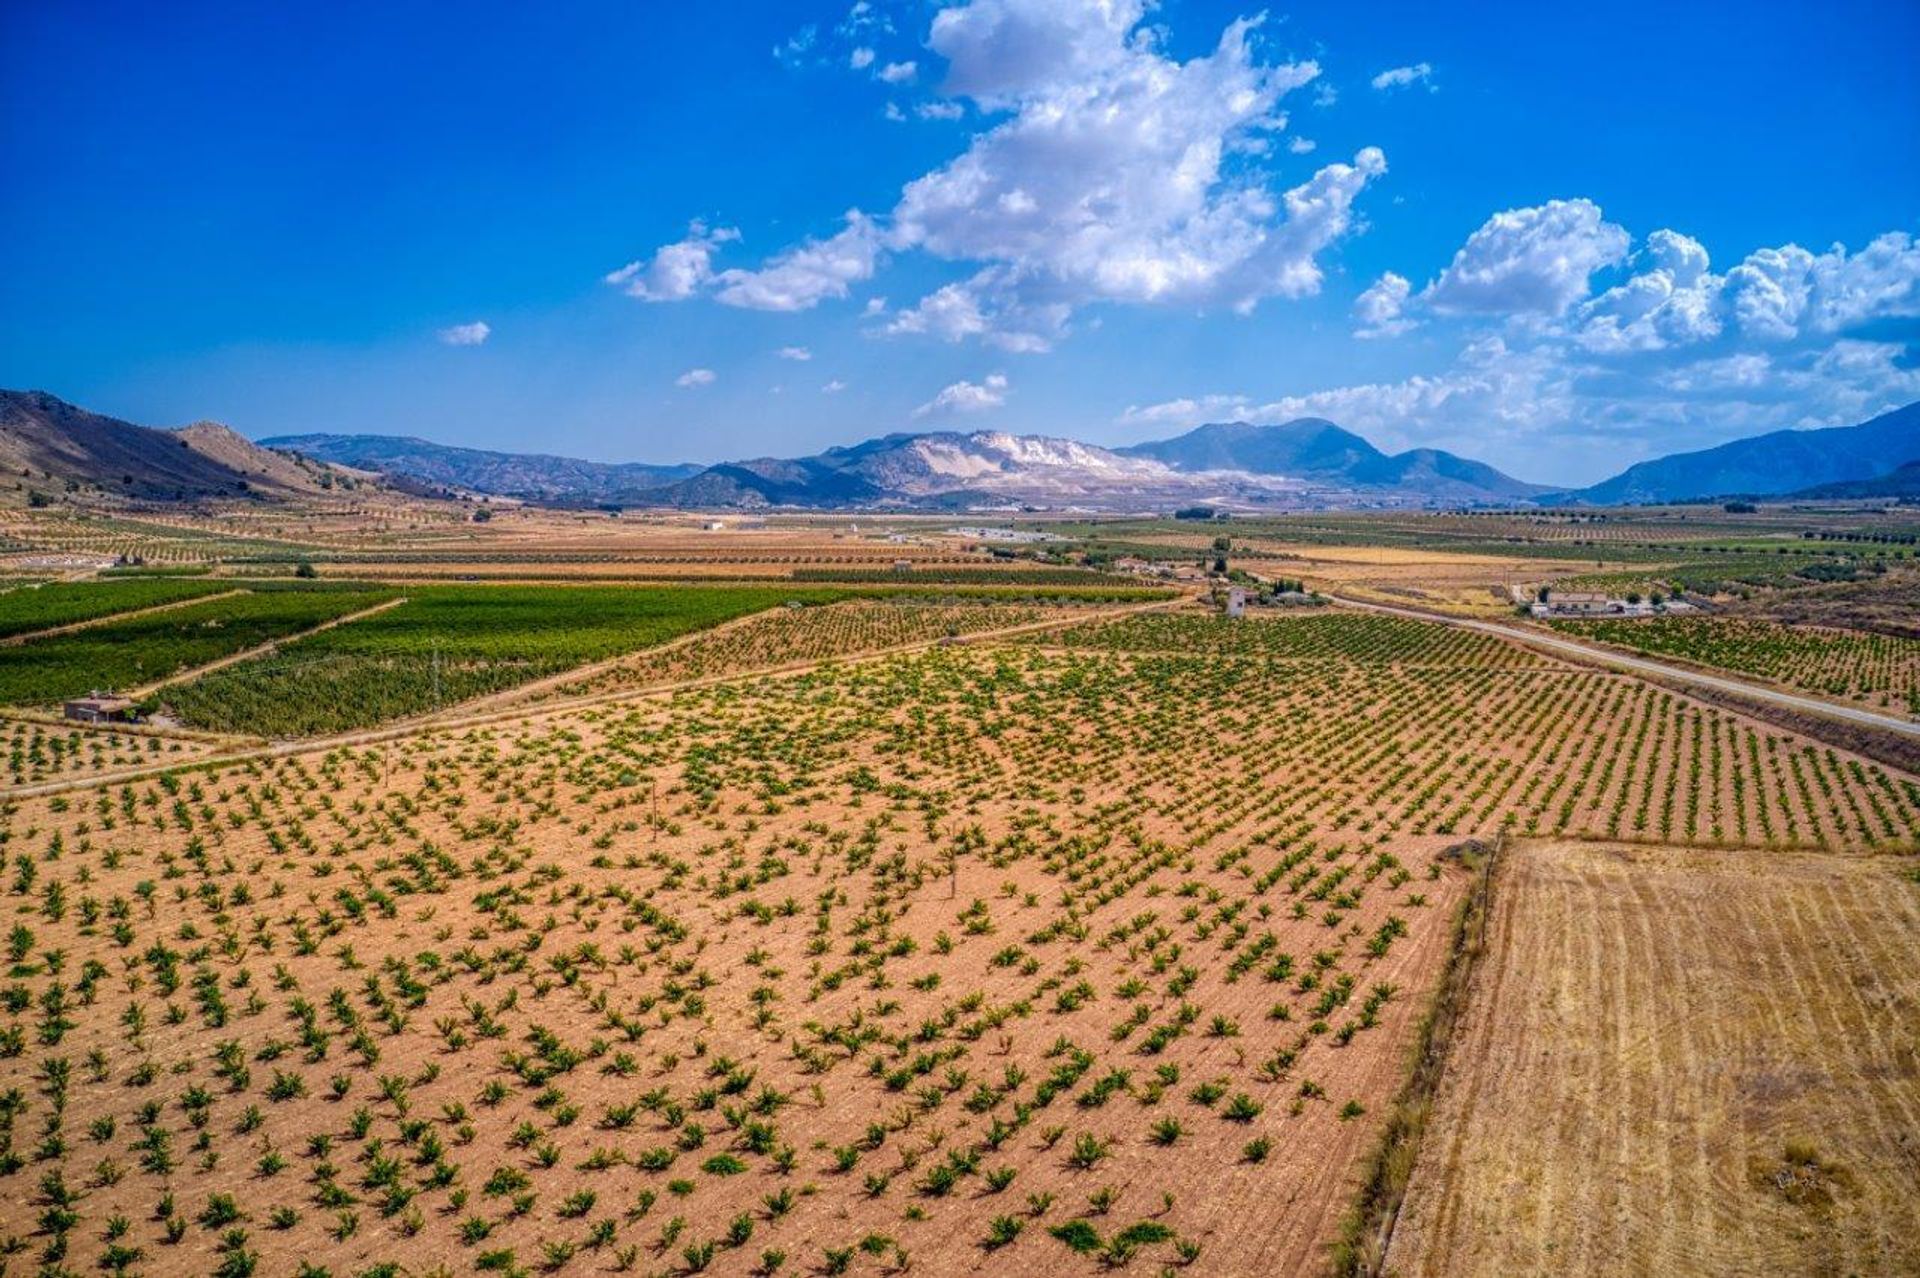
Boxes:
[1559,402,1920,504]
[0,389,370,504]
[1117,419,1549,501]
[261,432,702,502]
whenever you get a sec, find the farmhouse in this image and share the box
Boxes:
[64,692,137,724]
[1530,590,1622,617]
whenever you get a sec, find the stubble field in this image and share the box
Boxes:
[1384,840,1920,1278]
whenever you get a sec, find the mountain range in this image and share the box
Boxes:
[262,433,702,503]
[267,419,1549,509]
[6,387,1917,511]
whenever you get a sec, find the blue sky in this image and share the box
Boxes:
[3,0,1917,485]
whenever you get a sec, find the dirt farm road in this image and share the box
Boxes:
[1332,595,1920,740]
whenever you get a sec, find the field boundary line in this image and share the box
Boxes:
[122,595,408,699]
[0,592,1194,800]
[0,587,246,647]
[1332,833,1502,1277]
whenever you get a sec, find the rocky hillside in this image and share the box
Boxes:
[0,390,374,505]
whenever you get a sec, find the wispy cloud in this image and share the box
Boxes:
[437,321,491,346]
[1370,62,1434,92]
[675,367,717,388]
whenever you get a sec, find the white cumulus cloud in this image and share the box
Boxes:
[777,346,813,361]
[605,220,740,301]
[675,368,717,388]
[1353,272,1415,338]
[710,212,885,312]
[1424,199,1630,317]
[614,0,1382,350]
[913,372,1009,418]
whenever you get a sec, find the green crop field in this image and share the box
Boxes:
[1026,611,1557,668]
[1553,616,1920,714]
[0,577,234,639]
[0,586,394,706]
[162,584,853,736]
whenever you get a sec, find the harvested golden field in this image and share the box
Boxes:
[1385,841,1920,1278]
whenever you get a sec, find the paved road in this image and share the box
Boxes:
[1332,595,1920,740]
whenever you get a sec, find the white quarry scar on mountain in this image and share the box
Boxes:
[902,433,1182,491]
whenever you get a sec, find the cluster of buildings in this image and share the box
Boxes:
[1110,556,1212,583]
[1521,588,1699,619]
[947,526,1059,544]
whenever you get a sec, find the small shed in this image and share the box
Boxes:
[65,693,137,725]
[1226,587,1247,618]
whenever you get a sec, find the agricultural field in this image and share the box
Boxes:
[160,585,849,738]
[0,510,330,567]
[0,586,395,707]
[1,718,223,788]
[1,604,1915,1278]
[1385,841,1920,1278]
[1044,511,1916,618]
[789,568,1124,587]
[1027,611,1562,668]
[1554,616,1920,715]
[0,578,234,641]
[542,598,1124,704]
